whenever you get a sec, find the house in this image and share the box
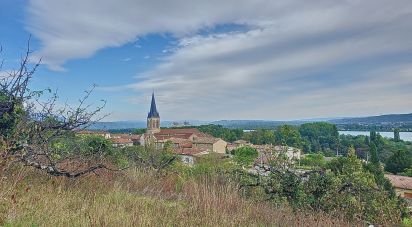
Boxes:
[111,138,134,147]
[192,137,227,154]
[385,174,412,200]
[227,140,252,152]
[111,133,141,145]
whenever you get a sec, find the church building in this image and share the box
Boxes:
[147,92,160,134]
[140,93,228,163]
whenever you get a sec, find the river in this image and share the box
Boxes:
[339,131,412,142]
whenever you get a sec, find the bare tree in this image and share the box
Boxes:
[0,38,119,178]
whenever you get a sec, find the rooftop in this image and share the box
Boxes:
[385,174,412,190]
[111,138,133,144]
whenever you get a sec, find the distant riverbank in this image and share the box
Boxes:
[339,131,412,142]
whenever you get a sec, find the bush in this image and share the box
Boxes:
[385,149,412,174]
[250,147,404,225]
[233,146,258,166]
[300,153,326,168]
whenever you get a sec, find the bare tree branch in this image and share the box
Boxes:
[1,37,113,178]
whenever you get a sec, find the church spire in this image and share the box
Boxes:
[147,92,160,118]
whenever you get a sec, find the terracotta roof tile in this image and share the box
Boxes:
[157,128,201,135]
[111,138,133,144]
[193,137,220,144]
[174,147,209,155]
[385,174,412,190]
[112,134,140,140]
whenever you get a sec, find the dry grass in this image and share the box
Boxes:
[0,165,357,227]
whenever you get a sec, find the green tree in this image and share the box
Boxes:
[299,122,338,154]
[197,124,244,142]
[370,131,377,142]
[369,142,379,164]
[394,128,401,142]
[134,128,147,134]
[300,153,325,169]
[246,129,275,145]
[364,136,369,146]
[275,125,301,148]
[233,146,258,166]
[0,92,25,140]
[385,150,412,174]
[163,140,174,153]
[82,135,112,155]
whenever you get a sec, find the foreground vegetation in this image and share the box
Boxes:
[1,163,357,226]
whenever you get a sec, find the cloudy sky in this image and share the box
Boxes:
[1,0,412,121]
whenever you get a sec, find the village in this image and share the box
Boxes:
[76,93,412,206]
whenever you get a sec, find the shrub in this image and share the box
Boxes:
[233,146,258,166]
[300,153,326,168]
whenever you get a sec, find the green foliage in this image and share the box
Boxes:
[403,217,412,227]
[197,124,243,142]
[233,146,258,166]
[370,131,377,142]
[394,128,401,142]
[115,145,146,167]
[299,122,339,154]
[134,128,147,135]
[140,144,177,170]
[300,153,325,168]
[369,142,379,164]
[50,134,113,159]
[0,93,25,140]
[401,168,412,177]
[260,146,403,224]
[275,125,301,148]
[244,129,275,145]
[385,149,412,174]
[163,140,174,153]
[81,135,113,155]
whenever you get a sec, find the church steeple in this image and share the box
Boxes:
[147,92,160,133]
[147,92,160,118]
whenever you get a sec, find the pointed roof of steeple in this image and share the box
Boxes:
[147,92,160,118]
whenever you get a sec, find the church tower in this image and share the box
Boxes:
[147,92,160,133]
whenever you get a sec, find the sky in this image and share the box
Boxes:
[1,0,412,121]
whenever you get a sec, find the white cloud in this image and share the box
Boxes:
[26,0,412,120]
[26,0,381,69]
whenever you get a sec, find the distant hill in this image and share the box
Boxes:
[212,113,412,130]
[331,113,412,124]
[88,120,210,130]
[87,113,412,131]
[211,120,305,129]
[88,121,147,130]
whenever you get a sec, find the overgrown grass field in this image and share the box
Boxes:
[0,164,356,226]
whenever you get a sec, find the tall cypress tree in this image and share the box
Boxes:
[370,131,377,143]
[364,136,369,146]
[369,142,379,164]
[394,128,400,142]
